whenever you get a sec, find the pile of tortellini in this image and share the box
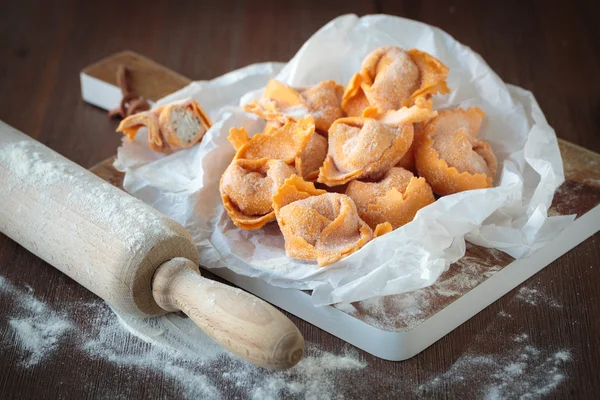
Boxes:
[220,46,498,267]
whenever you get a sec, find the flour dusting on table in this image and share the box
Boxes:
[0,275,367,398]
[0,274,574,398]
[517,286,563,308]
[417,338,572,399]
[415,279,571,399]
[103,305,368,399]
[0,276,74,367]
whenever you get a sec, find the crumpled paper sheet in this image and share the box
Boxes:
[114,14,574,306]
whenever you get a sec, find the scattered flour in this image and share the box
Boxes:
[517,286,562,308]
[338,254,503,331]
[0,141,74,187]
[417,335,572,399]
[81,305,222,399]
[0,275,367,399]
[433,255,502,297]
[8,318,73,368]
[0,274,574,399]
[0,275,74,367]
[106,306,367,399]
[514,333,529,343]
[248,349,365,400]
[0,138,176,254]
[333,302,357,314]
[355,289,431,331]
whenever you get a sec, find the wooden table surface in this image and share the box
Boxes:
[1,0,598,399]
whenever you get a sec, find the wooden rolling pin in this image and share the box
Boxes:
[0,120,304,370]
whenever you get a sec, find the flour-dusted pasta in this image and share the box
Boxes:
[318,117,414,186]
[342,46,449,117]
[117,111,163,151]
[346,167,435,229]
[220,158,295,230]
[244,80,344,134]
[415,108,498,195]
[117,98,211,153]
[228,116,326,181]
[272,175,373,266]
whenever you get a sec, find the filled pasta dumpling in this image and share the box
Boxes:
[116,111,162,151]
[342,46,450,117]
[244,80,344,134]
[220,158,295,230]
[415,107,498,195]
[346,167,435,230]
[272,175,373,266]
[117,99,211,153]
[317,117,414,186]
[157,99,212,150]
[229,116,327,181]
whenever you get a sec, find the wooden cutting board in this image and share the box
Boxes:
[83,51,600,360]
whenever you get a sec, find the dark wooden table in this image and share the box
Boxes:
[1,0,598,398]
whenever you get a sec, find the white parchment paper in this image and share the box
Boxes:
[114,14,574,305]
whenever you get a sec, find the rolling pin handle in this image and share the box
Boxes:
[152,258,304,370]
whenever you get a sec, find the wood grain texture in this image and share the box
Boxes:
[83,51,191,102]
[1,0,599,398]
[0,122,303,370]
[153,258,304,370]
[0,121,201,317]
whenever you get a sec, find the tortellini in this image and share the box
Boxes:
[218,48,499,267]
[415,107,497,195]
